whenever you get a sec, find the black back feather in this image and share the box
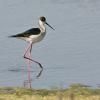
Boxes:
[10,28,41,38]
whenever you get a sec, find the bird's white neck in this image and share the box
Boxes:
[39,20,46,33]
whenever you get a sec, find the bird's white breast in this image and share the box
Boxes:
[27,32,46,43]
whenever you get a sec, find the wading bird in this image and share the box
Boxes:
[9,16,54,77]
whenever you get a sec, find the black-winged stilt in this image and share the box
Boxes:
[9,16,54,78]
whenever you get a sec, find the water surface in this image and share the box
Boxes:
[0,0,100,89]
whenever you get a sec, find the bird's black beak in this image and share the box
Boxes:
[46,22,55,30]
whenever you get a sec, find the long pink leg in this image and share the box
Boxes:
[23,42,32,88]
[27,44,33,88]
[29,44,43,77]
[23,42,43,78]
[27,50,32,88]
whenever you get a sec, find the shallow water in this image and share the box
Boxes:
[0,0,100,89]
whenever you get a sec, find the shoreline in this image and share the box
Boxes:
[0,83,100,100]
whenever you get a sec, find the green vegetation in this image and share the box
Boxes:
[0,83,100,100]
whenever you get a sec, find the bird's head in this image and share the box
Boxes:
[39,16,55,30]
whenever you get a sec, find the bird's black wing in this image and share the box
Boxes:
[10,28,41,37]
